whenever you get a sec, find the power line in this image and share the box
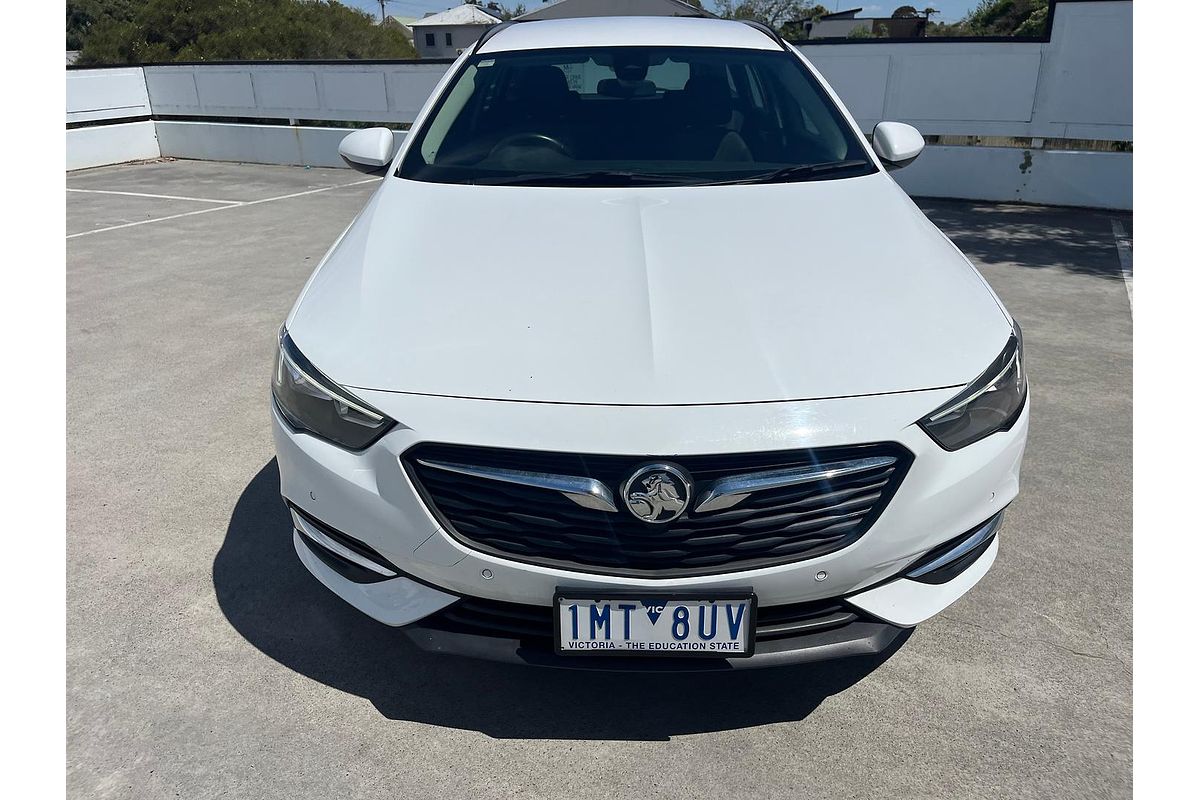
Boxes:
[373,0,434,19]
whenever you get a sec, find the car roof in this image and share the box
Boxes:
[477,16,785,55]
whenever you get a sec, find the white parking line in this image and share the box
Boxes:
[1110,218,1133,308]
[66,188,244,205]
[66,178,381,240]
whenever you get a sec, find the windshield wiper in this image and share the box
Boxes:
[704,159,874,186]
[471,170,703,187]
[465,161,873,187]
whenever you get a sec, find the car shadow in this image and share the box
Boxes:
[915,197,1130,279]
[213,460,910,741]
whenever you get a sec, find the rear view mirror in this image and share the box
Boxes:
[872,122,924,169]
[338,128,395,174]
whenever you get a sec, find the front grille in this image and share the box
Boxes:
[403,442,911,577]
[420,595,860,646]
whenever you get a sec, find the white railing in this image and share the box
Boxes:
[142,61,451,123]
[66,66,151,123]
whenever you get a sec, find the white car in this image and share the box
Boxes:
[272,16,1028,669]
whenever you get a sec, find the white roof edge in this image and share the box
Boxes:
[409,5,503,27]
[478,16,784,54]
[514,0,717,21]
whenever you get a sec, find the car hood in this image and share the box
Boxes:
[287,172,1011,406]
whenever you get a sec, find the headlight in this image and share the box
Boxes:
[272,329,394,450]
[918,325,1027,451]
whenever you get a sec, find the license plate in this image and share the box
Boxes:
[553,590,757,658]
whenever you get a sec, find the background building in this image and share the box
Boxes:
[802,8,930,39]
[410,4,502,59]
[380,14,417,46]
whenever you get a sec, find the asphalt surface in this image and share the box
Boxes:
[66,160,1132,799]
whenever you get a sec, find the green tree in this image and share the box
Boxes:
[1012,5,1049,36]
[74,0,418,65]
[67,0,137,50]
[484,2,528,20]
[927,0,1047,37]
[714,0,828,41]
[713,0,823,30]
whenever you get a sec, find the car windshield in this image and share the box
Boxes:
[397,45,877,187]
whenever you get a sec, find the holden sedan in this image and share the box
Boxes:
[271,15,1028,669]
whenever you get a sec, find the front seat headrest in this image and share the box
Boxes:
[510,65,572,108]
[680,75,733,127]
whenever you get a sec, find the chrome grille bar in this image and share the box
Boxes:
[416,458,619,513]
[692,456,897,514]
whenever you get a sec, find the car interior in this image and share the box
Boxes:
[416,47,853,176]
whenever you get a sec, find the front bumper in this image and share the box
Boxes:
[292,509,996,669]
[403,616,907,672]
[272,386,1026,666]
[294,523,916,670]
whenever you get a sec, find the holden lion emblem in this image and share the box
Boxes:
[621,463,692,524]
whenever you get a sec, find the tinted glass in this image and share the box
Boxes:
[398,46,876,186]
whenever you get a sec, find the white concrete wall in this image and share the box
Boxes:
[66,68,160,168]
[797,0,1131,208]
[798,1,1131,141]
[893,145,1131,209]
[67,121,160,170]
[155,121,404,169]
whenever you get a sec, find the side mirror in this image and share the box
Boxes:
[872,122,924,170]
[338,127,395,174]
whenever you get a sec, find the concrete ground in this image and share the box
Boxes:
[66,160,1132,799]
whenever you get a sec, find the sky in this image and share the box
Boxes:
[342,0,979,24]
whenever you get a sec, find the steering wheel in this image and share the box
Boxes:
[490,132,572,158]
